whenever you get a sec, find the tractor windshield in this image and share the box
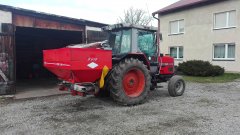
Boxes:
[108,29,131,55]
[137,30,157,57]
[107,28,157,57]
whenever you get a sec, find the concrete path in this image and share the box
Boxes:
[14,79,69,99]
[14,87,69,99]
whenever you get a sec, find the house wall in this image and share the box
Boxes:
[159,0,240,72]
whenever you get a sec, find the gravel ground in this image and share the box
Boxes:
[0,80,240,135]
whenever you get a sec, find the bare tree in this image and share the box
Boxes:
[118,7,153,26]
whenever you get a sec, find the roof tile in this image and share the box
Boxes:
[153,0,209,14]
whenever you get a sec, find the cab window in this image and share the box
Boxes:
[109,29,131,54]
[120,30,131,53]
[137,30,156,57]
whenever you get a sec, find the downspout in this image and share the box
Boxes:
[152,13,162,73]
[152,13,160,56]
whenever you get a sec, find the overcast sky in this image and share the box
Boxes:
[0,0,178,25]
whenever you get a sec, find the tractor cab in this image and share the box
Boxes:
[103,24,160,72]
[102,23,174,77]
[103,24,157,58]
[103,24,158,62]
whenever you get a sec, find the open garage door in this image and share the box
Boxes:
[15,27,82,95]
[0,23,15,95]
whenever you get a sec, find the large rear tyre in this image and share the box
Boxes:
[168,75,185,97]
[107,58,151,106]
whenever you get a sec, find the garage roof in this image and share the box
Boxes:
[0,4,107,27]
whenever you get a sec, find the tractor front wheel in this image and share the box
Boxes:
[168,75,185,97]
[107,58,151,106]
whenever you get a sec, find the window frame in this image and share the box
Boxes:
[213,10,237,30]
[213,43,236,61]
[169,46,184,60]
[169,19,185,35]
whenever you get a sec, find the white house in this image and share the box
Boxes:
[153,0,240,72]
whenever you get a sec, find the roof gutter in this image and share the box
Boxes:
[153,0,226,16]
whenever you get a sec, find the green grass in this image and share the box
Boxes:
[183,73,240,83]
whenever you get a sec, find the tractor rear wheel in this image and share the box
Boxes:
[107,58,151,106]
[168,75,185,97]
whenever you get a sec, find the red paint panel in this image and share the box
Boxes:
[159,56,174,75]
[43,48,112,83]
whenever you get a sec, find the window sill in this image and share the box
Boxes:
[213,58,235,61]
[213,26,236,30]
[174,58,183,61]
[168,33,184,36]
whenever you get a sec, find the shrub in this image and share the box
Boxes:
[174,66,184,75]
[209,65,225,76]
[178,60,225,77]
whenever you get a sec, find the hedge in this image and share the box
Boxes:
[178,60,224,77]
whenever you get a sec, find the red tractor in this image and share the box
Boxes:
[43,23,185,105]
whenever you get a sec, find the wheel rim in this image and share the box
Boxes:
[122,68,145,97]
[175,80,184,93]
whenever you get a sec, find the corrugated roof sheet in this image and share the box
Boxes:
[153,0,221,15]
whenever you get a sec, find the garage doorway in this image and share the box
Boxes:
[15,27,82,98]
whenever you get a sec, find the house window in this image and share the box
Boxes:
[213,43,235,60]
[170,46,183,59]
[214,10,236,29]
[169,20,184,35]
